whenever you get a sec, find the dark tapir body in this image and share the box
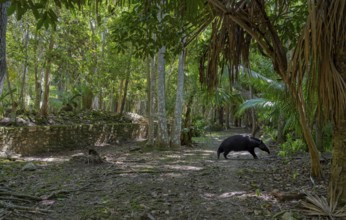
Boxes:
[217,135,270,159]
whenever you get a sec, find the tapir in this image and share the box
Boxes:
[217,135,270,159]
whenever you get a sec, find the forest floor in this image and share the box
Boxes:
[0,128,332,220]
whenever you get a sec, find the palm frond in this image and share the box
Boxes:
[301,192,346,218]
[236,98,274,116]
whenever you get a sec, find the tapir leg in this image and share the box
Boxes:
[248,149,258,159]
[223,152,228,159]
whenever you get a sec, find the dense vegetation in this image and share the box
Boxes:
[0,0,346,212]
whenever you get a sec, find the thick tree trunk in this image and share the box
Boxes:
[171,46,186,148]
[156,46,169,147]
[329,36,346,204]
[330,122,346,204]
[0,1,10,95]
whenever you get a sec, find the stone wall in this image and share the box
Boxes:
[0,123,145,156]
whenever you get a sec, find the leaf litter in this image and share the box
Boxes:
[0,130,331,219]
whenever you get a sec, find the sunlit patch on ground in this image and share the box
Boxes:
[163,164,203,171]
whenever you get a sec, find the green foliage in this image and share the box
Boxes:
[278,134,306,157]
[236,98,274,117]
[190,117,208,137]
[109,2,187,58]
[5,0,80,29]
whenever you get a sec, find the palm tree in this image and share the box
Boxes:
[196,0,346,204]
[290,0,346,204]
[194,0,322,178]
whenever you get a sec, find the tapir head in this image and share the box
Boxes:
[258,141,270,154]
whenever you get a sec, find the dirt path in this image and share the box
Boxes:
[0,129,329,219]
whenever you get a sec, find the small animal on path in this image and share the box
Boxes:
[217,135,270,159]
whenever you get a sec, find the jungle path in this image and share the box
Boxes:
[0,129,326,219]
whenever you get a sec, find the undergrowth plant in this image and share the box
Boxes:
[278,134,306,157]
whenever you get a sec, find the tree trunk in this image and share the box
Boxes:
[329,35,346,204]
[116,80,124,113]
[181,92,194,146]
[314,118,324,152]
[120,73,130,114]
[0,1,10,95]
[156,46,169,147]
[20,26,29,110]
[330,122,346,204]
[40,34,54,116]
[33,31,42,111]
[120,57,132,114]
[147,56,156,146]
[295,92,321,178]
[171,44,186,148]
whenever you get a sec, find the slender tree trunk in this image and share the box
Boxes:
[41,34,55,116]
[20,26,29,110]
[147,56,156,146]
[6,71,16,123]
[120,57,132,114]
[89,19,98,110]
[116,79,124,113]
[33,31,42,111]
[120,72,130,114]
[294,91,321,178]
[181,92,194,145]
[314,118,324,152]
[146,57,151,117]
[0,1,10,95]
[171,44,186,148]
[156,46,169,147]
